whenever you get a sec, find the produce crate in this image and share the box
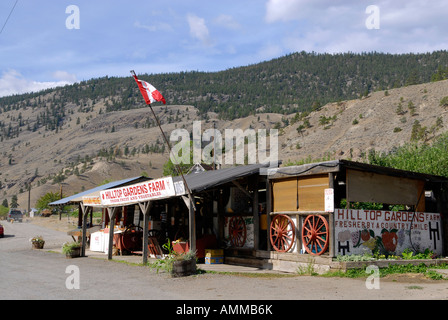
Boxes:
[205,249,224,264]
[205,249,223,257]
[205,256,224,264]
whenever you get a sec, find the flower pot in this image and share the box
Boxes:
[32,241,45,249]
[171,258,196,277]
[66,247,81,259]
[173,241,189,254]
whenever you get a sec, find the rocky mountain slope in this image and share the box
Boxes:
[1,79,447,210]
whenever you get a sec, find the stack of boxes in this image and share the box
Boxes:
[205,249,224,264]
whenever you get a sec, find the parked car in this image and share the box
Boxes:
[7,209,23,222]
[0,223,4,238]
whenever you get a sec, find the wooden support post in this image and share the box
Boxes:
[189,199,196,254]
[80,203,91,257]
[78,203,82,227]
[139,201,151,265]
[436,184,448,256]
[217,189,225,246]
[107,207,117,260]
[251,175,259,250]
[266,179,272,251]
[181,195,196,254]
[329,172,335,258]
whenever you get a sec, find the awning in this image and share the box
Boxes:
[49,176,151,206]
[173,162,274,195]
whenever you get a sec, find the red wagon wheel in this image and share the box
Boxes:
[229,216,246,247]
[302,215,329,256]
[121,225,143,252]
[270,214,296,252]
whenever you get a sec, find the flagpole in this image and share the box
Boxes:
[130,70,196,213]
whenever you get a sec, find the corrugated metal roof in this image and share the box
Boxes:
[49,176,151,206]
[174,162,273,194]
[268,159,448,182]
[50,162,276,207]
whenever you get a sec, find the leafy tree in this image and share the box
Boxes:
[162,141,194,177]
[36,192,62,212]
[368,131,448,177]
[10,195,18,208]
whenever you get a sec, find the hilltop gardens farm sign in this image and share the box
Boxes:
[99,177,177,206]
[335,209,442,256]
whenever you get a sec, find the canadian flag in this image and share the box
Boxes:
[133,75,166,105]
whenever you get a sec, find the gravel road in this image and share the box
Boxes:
[1,219,447,303]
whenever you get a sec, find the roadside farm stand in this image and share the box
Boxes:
[51,163,273,264]
[51,160,448,273]
[49,176,151,245]
[262,160,448,272]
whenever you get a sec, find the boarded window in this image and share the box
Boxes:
[298,175,328,211]
[272,174,329,212]
[346,169,425,211]
[272,178,298,212]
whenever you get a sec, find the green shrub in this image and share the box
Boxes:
[440,96,448,107]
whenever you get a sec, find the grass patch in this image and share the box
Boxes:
[322,263,448,280]
[198,268,298,278]
[406,285,424,290]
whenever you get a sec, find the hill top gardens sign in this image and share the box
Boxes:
[100,177,177,207]
[334,209,442,256]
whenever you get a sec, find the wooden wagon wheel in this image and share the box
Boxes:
[301,215,329,256]
[229,216,246,247]
[270,214,296,252]
[121,225,143,252]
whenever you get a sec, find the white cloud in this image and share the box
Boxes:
[51,71,77,83]
[265,0,448,54]
[187,13,211,45]
[0,70,76,98]
[213,14,241,30]
[134,20,173,32]
[265,0,305,23]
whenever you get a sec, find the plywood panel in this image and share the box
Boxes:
[347,169,424,208]
[298,175,328,211]
[272,178,298,212]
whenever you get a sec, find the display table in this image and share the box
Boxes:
[172,235,218,258]
[67,226,101,242]
[89,228,123,254]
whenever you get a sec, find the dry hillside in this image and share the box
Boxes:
[1,79,447,210]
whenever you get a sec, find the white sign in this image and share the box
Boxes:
[324,188,334,212]
[334,209,442,256]
[100,177,176,206]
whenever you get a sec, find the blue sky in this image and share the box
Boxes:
[1,0,447,97]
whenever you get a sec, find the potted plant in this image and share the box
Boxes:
[171,250,197,277]
[150,239,197,277]
[30,236,45,249]
[62,241,81,258]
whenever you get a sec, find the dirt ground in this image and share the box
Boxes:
[26,215,448,285]
[1,216,447,301]
[27,214,79,233]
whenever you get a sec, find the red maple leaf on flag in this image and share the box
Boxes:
[132,74,166,105]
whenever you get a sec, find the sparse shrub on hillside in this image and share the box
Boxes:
[410,120,427,142]
[440,96,448,107]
